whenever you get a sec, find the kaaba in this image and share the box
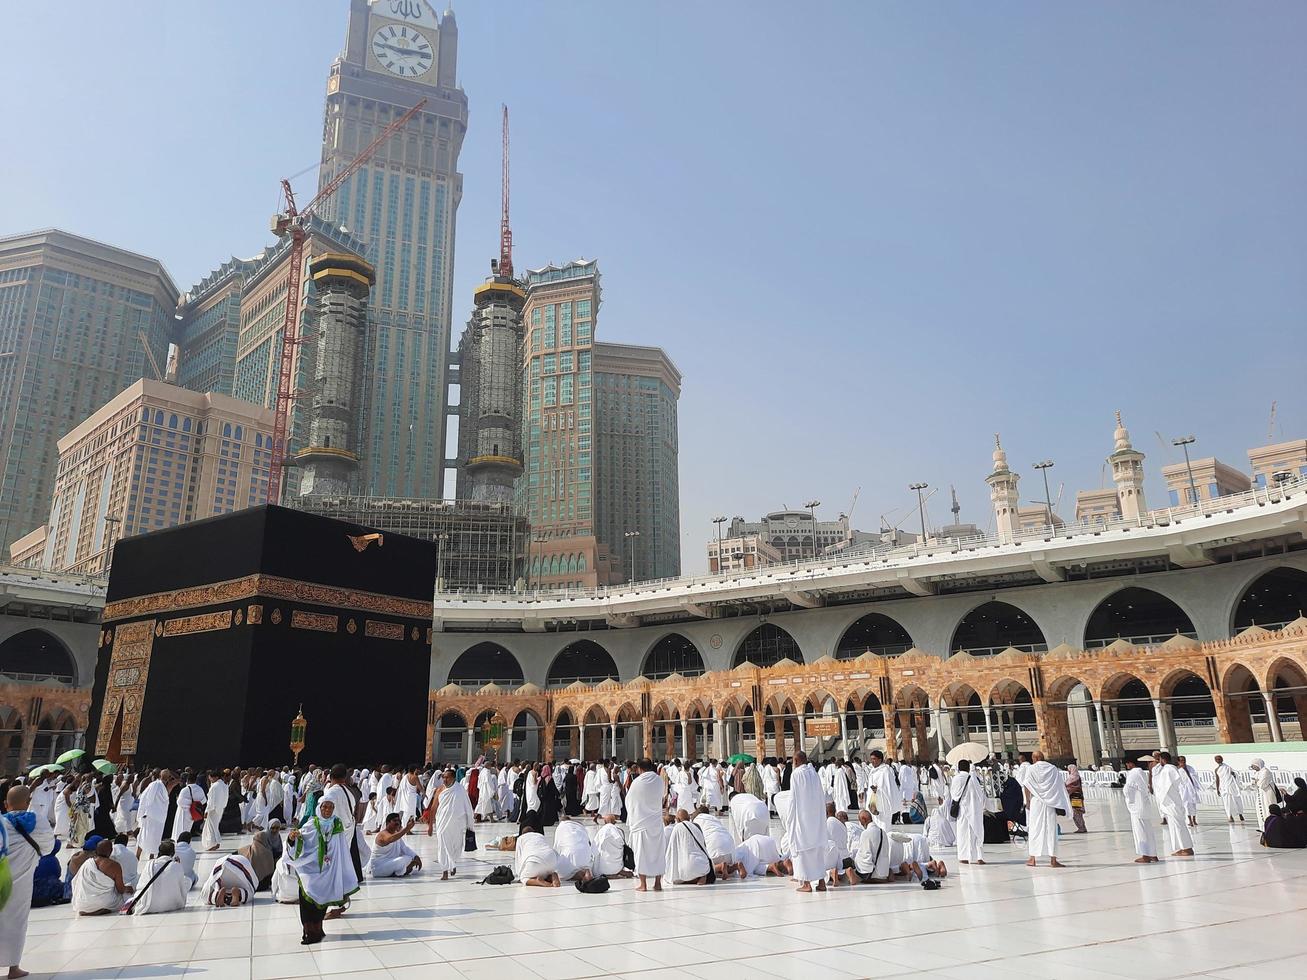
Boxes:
[85,505,434,769]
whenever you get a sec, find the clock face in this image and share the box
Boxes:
[371,23,434,77]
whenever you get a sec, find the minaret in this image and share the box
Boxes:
[1109,411,1147,521]
[986,434,1021,542]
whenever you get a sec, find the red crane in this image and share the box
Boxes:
[499,103,513,279]
[266,98,427,504]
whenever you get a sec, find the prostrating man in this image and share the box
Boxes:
[513,811,562,887]
[368,814,422,878]
[1,785,55,978]
[728,792,770,843]
[626,760,667,892]
[553,820,596,883]
[136,770,176,860]
[735,833,789,878]
[1213,755,1245,824]
[665,810,713,885]
[432,768,474,880]
[202,771,229,850]
[71,839,132,915]
[867,751,901,829]
[1152,753,1195,856]
[1122,757,1159,863]
[592,814,630,878]
[1023,751,1071,868]
[787,752,829,893]
[128,840,190,915]
[203,852,259,908]
[694,808,743,879]
[950,759,986,865]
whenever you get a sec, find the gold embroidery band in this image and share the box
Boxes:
[365,620,405,640]
[291,610,339,633]
[161,611,233,636]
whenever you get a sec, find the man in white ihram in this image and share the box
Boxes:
[626,760,667,892]
[1022,751,1071,868]
[664,810,712,885]
[866,751,901,829]
[1151,752,1195,856]
[1213,754,1245,824]
[787,752,829,892]
[1121,757,1159,863]
[431,769,473,879]
[136,770,175,860]
[592,814,629,878]
[728,792,769,843]
[949,758,986,865]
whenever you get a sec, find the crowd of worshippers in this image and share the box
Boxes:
[0,751,1300,967]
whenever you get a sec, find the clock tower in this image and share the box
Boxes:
[317,0,467,499]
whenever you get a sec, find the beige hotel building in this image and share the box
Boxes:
[10,379,274,574]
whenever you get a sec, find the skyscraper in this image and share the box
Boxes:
[315,0,467,499]
[593,342,681,582]
[0,230,178,550]
[519,260,609,589]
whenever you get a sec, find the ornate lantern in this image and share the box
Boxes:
[290,706,307,764]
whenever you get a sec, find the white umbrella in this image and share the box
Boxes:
[946,742,991,767]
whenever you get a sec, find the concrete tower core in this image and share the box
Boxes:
[296,253,375,496]
[456,273,526,503]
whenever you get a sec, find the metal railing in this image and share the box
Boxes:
[1085,631,1199,649]
[435,474,1307,602]
[0,671,74,685]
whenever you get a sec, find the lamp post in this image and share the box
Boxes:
[436,532,450,592]
[289,706,307,766]
[909,483,929,544]
[712,515,726,573]
[803,499,821,559]
[624,530,641,583]
[1172,435,1198,505]
[1033,459,1055,527]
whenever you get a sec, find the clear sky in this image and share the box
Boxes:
[4,1,1304,573]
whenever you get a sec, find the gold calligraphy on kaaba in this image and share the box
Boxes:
[102,574,429,622]
[95,619,156,756]
[291,610,338,633]
[161,610,233,636]
[365,620,404,641]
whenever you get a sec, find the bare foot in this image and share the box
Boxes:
[1050,858,1065,868]
[9,968,30,979]
[815,881,827,892]
[796,883,812,892]
[960,859,969,864]
[324,908,343,920]
[1025,857,1037,867]
[652,882,662,892]
[1134,856,1151,863]
[635,884,647,892]
[975,860,985,865]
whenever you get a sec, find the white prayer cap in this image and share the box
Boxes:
[1250,758,1265,769]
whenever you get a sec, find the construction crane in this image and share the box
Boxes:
[138,330,163,382]
[499,104,513,279]
[266,98,427,504]
[1268,400,1278,442]
[841,486,861,524]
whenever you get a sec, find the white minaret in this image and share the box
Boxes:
[986,434,1021,542]
[1109,411,1147,521]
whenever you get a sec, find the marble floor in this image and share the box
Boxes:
[20,791,1307,980]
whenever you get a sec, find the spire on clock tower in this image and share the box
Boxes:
[986,433,1021,543]
[1108,411,1147,521]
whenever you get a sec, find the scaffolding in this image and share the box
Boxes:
[291,495,528,593]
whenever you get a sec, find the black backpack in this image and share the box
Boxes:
[476,866,515,885]
[575,875,610,893]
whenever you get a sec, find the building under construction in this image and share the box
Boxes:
[291,495,528,593]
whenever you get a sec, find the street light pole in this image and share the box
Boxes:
[624,529,641,583]
[803,499,821,559]
[712,515,726,574]
[909,483,928,544]
[1033,459,1055,527]
[436,532,450,592]
[1173,435,1198,505]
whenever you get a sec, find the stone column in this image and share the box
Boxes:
[578,723,588,762]
[680,719,690,759]
[983,703,994,757]
[642,719,653,759]
[753,711,766,761]
[839,712,850,760]
[1263,692,1284,742]
[915,711,929,762]
[714,716,726,759]
[885,708,899,761]
[610,722,618,759]
[1150,700,1168,754]
[1094,703,1110,762]
[933,706,945,758]
[504,728,514,764]
[797,714,806,755]
[465,729,476,766]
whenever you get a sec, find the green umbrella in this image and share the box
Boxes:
[92,759,118,775]
[29,763,64,777]
[727,753,755,765]
[56,748,86,765]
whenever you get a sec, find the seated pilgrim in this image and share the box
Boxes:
[1261,805,1307,849]
[512,811,562,887]
[175,832,199,889]
[852,813,892,883]
[553,820,596,883]
[664,810,713,885]
[110,834,139,888]
[130,840,191,915]
[271,840,302,903]
[591,814,630,878]
[728,792,770,842]
[71,839,133,915]
[367,814,423,878]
